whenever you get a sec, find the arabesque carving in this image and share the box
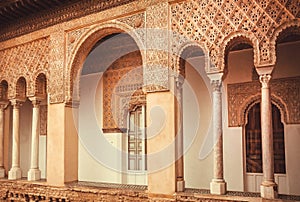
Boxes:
[0,37,50,99]
[227,76,300,127]
[145,2,169,92]
[171,0,299,71]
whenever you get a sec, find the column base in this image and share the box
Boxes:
[0,167,5,178]
[28,168,41,181]
[210,179,227,195]
[260,182,278,199]
[8,167,22,180]
[177,180,185,192]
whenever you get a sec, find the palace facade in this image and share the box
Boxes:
[0,0,299,201]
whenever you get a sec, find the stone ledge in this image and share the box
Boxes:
[0,180,299,201]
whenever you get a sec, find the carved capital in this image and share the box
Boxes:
[211,79,222,92]
[29,97,43,108]
[176,76,184,89]
[0,101,9,110]
[259,74,272,88]
[10,99,23,109]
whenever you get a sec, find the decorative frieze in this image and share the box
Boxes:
[0,0,136,42]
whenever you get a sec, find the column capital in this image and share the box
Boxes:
[255,64,274,76]
[29,97,43,107]
[10,99,24,109]
[175,76,184,89]
[259,74,272,88]
[0,101,9,110]
[208,72,223,92]
[211,79,222,92]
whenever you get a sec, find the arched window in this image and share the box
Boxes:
[245,103,286,174]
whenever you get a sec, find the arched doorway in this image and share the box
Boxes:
[78,32,146,185]
[244,102,286,193]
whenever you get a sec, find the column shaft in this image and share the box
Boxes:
[0,102,8,178]
[12,104,20,168]
[175,78,184,192]
[209,76,226,195]
[8,100,22,180]
[28,99,41,181]
[259,74,277,198]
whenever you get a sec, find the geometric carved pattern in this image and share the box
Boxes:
[145,2,170,92]
[227,76,300,127]
[0,37,50,98]
[171,0,298,70]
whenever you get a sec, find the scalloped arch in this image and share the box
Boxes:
[240,94,288,126]
[67,21,145,103]
[217,31,260,72]
[269,19,300,66]
[176,41,210,76]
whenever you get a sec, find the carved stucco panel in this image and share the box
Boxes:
[227,77,300,127]
[170,0,299,72]
[145,2,169,92]
[48,32,65,104]
[0,37,50,99]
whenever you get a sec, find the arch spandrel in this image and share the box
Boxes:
[66,21,145,104]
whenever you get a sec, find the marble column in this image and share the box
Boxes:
[175,77,185,192]
[8,99,22,180]
[0,101,8,178]
[28,97,42,181]
[259,74,278,199]
[209,73,226,195]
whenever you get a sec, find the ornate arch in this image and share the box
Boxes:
[0,80,9,101]
[269,19,300,66]
[240,94,288,126]
[218,31,260,72]
[67,21,145,103]
[33,72,48,98]
[176,42,210,77]
[12,76,28,101]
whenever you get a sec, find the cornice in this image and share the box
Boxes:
[0,0,136,42]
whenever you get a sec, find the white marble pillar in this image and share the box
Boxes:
[259,74,278,199]
[28,97,42,181]
[0,101,8,178]
[8,99,22,180]
[209,73,226,195]
[175,77,185,192]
